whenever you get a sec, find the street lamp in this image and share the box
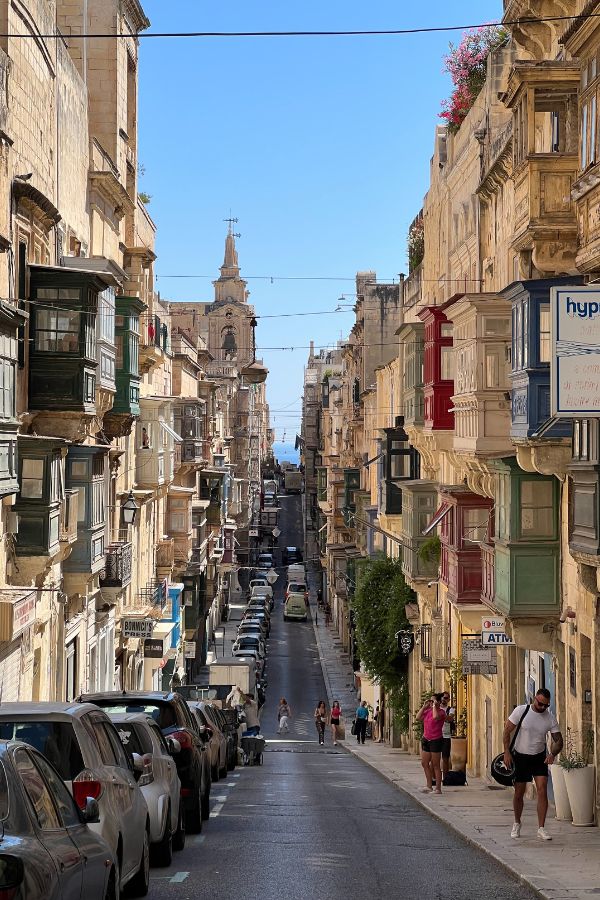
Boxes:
[121,491,138,526]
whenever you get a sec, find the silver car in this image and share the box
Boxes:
[109,713,184,867]
[0,738,116,899]
[0,703,150,897]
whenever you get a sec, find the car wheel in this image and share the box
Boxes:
[211,763,219,782]
[219,760,227,779]
[126,827,150,897]
[201,789,211,821]
[172,801,186,852]
[152,805,173,867]
[227,754,236,772]
[186,788,203,834]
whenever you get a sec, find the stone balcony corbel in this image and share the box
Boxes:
[515,440,572,480]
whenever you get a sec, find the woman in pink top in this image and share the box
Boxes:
[416,692,446,794]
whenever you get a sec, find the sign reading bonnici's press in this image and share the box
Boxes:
[551,286,600,417]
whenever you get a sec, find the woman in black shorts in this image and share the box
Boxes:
[416,693,446,795]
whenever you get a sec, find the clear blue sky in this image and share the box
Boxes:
[138,1,500,442]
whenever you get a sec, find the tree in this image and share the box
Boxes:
[351,555,415,731]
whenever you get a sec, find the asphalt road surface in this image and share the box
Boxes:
[147,492,535,900]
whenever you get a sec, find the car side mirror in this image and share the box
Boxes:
[82,797,100,824]
[131,752,144,773]
[166,737,181,755]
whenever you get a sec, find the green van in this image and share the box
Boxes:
[284,591,308,622]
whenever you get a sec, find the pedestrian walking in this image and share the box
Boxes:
[417,693,446,794]
[278,697,291,733]
[440,691,455,778]
[503,688,563,841]
[378,702,385,742]
[314,700,327,745]
[330,700,342,745]
[354,700,369,745]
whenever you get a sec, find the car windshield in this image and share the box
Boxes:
[0,722,85,782]
[89,701,179,729]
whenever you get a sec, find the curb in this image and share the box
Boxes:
[339,739,554,900]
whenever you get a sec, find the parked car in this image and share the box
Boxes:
[187,703,227,781]
[250,584,273,600]
[203,704,237,773]
[217,707,240,771]
[248,576,269,593]
[246,601,271,621]
[282,546,303,565]
[243,609,270,634]
[238,619,268,639]
[109,712,184,866]
[232,636,266,658]
[0,702,150,897]
[80,691,210,830]
[0,737,116,900]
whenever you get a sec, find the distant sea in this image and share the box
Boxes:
[272,441,300,466]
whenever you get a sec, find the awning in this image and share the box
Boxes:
[422,502,451,536]
[160,421,183,443]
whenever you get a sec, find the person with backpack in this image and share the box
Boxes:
[503,689,563,841]
[354,700,369,745]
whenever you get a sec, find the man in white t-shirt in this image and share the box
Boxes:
[503,689,563,842]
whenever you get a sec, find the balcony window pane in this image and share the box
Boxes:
[582,102,589,169]
[520,480,554,536]
[463,507,488,544]
[539,303,550,363]
[98,288,115,344]
[21,458,44,498]
[0,358,15,419]
[485,351,500,388]
[441,346,454,380]
[441,323,452,338]
[35,308,80,352]
[390,451,410,479]
[115,334,124,368]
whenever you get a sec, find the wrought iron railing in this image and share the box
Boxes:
[100,541,133,589]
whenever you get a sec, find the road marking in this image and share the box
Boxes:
[213,794,228,802]
[210,802,224,817]
[169,872,189,883]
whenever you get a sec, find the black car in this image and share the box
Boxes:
[80,691,210,831]
[282,546,303,564]
[0,738,115,900]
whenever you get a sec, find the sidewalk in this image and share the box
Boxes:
[309,588,600,900]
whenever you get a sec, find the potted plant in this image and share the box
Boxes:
[448,657,467,771]
[560,728,595,826]
[550,762,572,822]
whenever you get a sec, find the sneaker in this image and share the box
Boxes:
[511,823,521,839]
[537,827,552,841]
[333,741,337,746]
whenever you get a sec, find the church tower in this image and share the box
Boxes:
[213,219,249,306]
[205,220,254,365]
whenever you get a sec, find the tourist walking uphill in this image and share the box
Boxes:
[354,701,369,745]
[503,689,563,841]
[315,700,327,745]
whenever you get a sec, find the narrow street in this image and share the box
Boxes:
[147,495,536,900]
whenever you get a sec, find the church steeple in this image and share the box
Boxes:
[214,217,248,305]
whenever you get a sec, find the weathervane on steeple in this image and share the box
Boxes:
[223,214,241,240]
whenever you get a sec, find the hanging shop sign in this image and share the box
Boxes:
[551,285,600,417]
[143,639,164,659]
[462,638,498,675]
[481,615,515,646]
[396,630,415,656]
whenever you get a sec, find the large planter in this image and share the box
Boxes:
[450,736,467,772]
[563,766,596,826]
[550,764,572,821]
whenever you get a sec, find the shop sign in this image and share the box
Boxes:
[396,630,415,656]
[0,590,36,642]
[481,615,514,646]
[122,618,155,639]
[143,639,164,659]
[551,285,600,416]
[462,638,498,675]
[184,641,196,659]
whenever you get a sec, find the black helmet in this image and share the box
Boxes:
[490,752,515,787]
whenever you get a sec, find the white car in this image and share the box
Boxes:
[250,584,273,600]
[232,650,265,677]
[0,702,150,897]
[232,636,266,658]
[109,712,184,866]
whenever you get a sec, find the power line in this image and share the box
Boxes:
[7,13,600,40]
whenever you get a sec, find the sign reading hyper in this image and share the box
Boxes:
[551,286,600,417]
